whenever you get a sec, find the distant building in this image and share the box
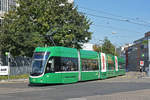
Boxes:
[125,32,150,71]
[120,44,133,71]
[0,0,16,63]
[120,43,133,56]
[82,43,94,51]
[0,0,16,12]
[0,0,16,25]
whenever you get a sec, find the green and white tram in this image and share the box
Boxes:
[29,46,125,84]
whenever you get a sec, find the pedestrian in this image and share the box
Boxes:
[140,66,142,72]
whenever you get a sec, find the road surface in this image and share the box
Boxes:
[0,76,150,100]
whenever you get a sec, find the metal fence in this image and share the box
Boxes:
[0,55,32,76]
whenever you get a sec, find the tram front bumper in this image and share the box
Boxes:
[29,76,46,84]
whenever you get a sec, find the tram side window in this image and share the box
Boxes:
[82,59,99,71]
[45,59,55,73]
[54,57,78,72]
[118,62,125,69]
[107,56,115,70]
[54,57,61,72]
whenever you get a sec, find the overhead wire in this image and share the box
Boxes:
[80,12,150,27]
[79,7,150,25]
[77,6,150,46]
[91,24,142,34]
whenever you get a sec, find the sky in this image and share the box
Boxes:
[74,0,150,47]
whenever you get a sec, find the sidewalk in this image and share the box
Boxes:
[119,71,147,79]
[0,72,149,83]
[0,78,28,83]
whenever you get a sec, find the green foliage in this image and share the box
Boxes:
[142,40,148,44]
[93,37,118,56]
[0,0,92,57]
[102,37,116,55]
[93,45,102,52]
[0,74,29,80]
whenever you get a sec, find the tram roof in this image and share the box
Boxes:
[35,46,78,58]
[34,46,124,61]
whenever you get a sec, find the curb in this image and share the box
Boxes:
[141,77,150,79]
[0,79,28,83]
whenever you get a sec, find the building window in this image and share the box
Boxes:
[0,0,16,12]
[140,45,144,49]
[82,59,99,71]
[8,0,16,11]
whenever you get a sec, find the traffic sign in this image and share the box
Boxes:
[140,61,144,66]
[142,54,144,57]
[5,52,9,56]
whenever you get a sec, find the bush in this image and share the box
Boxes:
[0,74,29,80]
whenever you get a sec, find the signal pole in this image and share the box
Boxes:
[148,39,150,76]
[8,52,10,81]
[5,52,10,81]
[99,40,103,52]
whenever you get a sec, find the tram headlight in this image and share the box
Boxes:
[33,79,36,82]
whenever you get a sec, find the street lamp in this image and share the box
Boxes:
[111,32,117,55]
[99,40,103,52]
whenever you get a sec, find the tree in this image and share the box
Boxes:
[93,45,101,52]
[0,0,92,57]
[102,37,116,55]
[93,37,117,56]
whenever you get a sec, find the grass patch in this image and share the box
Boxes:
[0,74,29,80]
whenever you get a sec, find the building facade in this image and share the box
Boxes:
[0,0,16,12]
[82,43,94,51]
[126,32,150,72]
[0,0,16,24]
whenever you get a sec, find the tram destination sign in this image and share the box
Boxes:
[0,66,9,75]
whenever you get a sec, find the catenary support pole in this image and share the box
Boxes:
[148,39,150,76]
[8,52,10,81]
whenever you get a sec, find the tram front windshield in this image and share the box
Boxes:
[31,52,50,76]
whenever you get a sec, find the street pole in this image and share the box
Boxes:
[114,47,116,55]
[99,40,103,52]
[148,39,150,76]
[8,52,10,81]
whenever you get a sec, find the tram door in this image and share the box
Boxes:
[45,58,61,83]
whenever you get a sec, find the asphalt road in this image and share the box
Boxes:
[1,77,150,100]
